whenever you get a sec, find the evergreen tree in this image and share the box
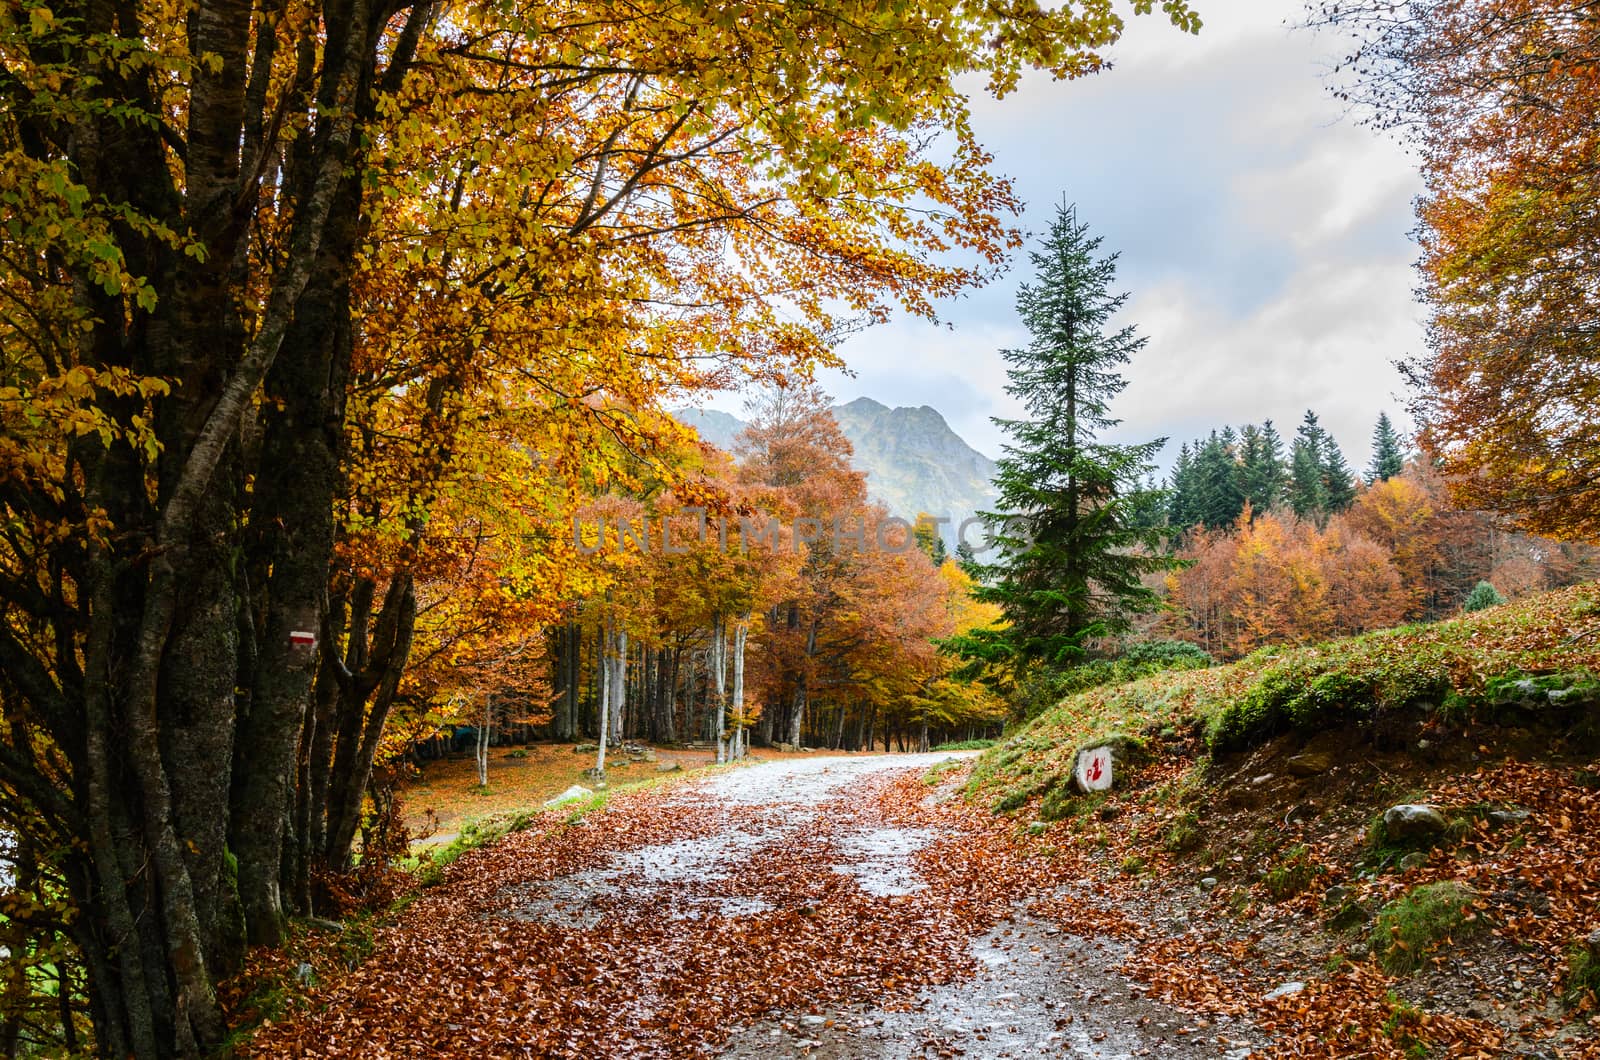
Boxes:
[1193,429,1245,528]
[1127,473,1171,530]
[964,204,1173,668]
[1288,411,1328,522]
[1367,412,1405,483]
[1168,442,1199,528]
[1241,419,1287,515]
[1321,435,1358,512]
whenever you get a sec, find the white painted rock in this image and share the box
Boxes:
[544,784,593,807]
[1264,981,1305,1000]
[1073,745,1115,792]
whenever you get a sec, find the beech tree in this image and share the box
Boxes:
[1316,0,1600,540]
[0,0,1204,1052]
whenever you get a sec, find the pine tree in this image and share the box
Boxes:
[1288,411,1328,522]
[1367,412,1405,483]
[967,204,1173,668]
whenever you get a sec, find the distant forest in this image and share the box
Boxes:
[1141,411,1599,659]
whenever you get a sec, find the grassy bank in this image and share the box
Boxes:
[969,582,1600,812]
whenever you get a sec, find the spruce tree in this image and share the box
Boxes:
[1288,411,1328,522]
[1321,435,1358,512]
[1241,419,1287,515]
[1168,442,1199,528]
[968,204,1172,667]
[1367,412,1405,483]
[1194,429,1245,528]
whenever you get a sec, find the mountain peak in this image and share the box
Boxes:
[836,396,889,414]
[672,399,998,546]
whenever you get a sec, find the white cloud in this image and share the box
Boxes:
[707,0,1428,476]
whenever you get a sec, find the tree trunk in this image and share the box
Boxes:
[730,616,749,760]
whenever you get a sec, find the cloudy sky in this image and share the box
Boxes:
[706,0,1427,472]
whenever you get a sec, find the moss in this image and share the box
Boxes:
[1371,882,1480,974]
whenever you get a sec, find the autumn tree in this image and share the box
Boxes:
[1315,0,1600,540]
[0,0,1203,1052]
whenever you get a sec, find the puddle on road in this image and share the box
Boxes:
[830,826,932,897]
[718,915,1260,1059]
[493,754,962,929]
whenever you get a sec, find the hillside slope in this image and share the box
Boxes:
[969,583,1600,1056]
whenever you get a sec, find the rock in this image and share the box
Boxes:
[1487,808,1531,828]
[1072,745,1116,793]
[295,962,316,986]
[1285,752,1333,777]
[581,766,607,781]
[1323,885,1351,907]
[1264,981,1305,1001]
[1399,851,1430,871]
[1327,901,1371,932]
[1586,927,1600,959]
[1250,773,1275,786]
[775,742,797,753]
[1382,803,1450,842]
[573,743,599,753]
[545,784,594,806]
[1098,804,1120,821]
[303,916,344,934]
[801,1015,826,1027]
[1026,821,1049,835]
[1199,877,1220,892]
[656,761,682,773]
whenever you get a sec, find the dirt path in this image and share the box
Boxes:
[253,754,1258,1057]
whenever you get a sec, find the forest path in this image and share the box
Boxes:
[252,754,1255,1057]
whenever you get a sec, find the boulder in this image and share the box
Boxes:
[545,784,594,807]
[1072,745,1115,793]
[1381,803,1450,843]
[573,743,599,754]
[1487,808,1531,829]
[1285,752,1333,777]
[656,761,682,773]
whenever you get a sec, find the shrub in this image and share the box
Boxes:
[1163,812,1204,854]
[1121,640,1213,667]
[1463,581,1505,612]
[1371,881,1479,974]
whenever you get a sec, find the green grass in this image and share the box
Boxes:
[921,758,966,785]
[1371,881,1480,974]
[967,585,1600,812]
[1563,940,1600,1008]
[1263,844,1321,900]
[932,738,998,751]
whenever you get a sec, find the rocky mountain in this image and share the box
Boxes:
[674,398,999,549]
